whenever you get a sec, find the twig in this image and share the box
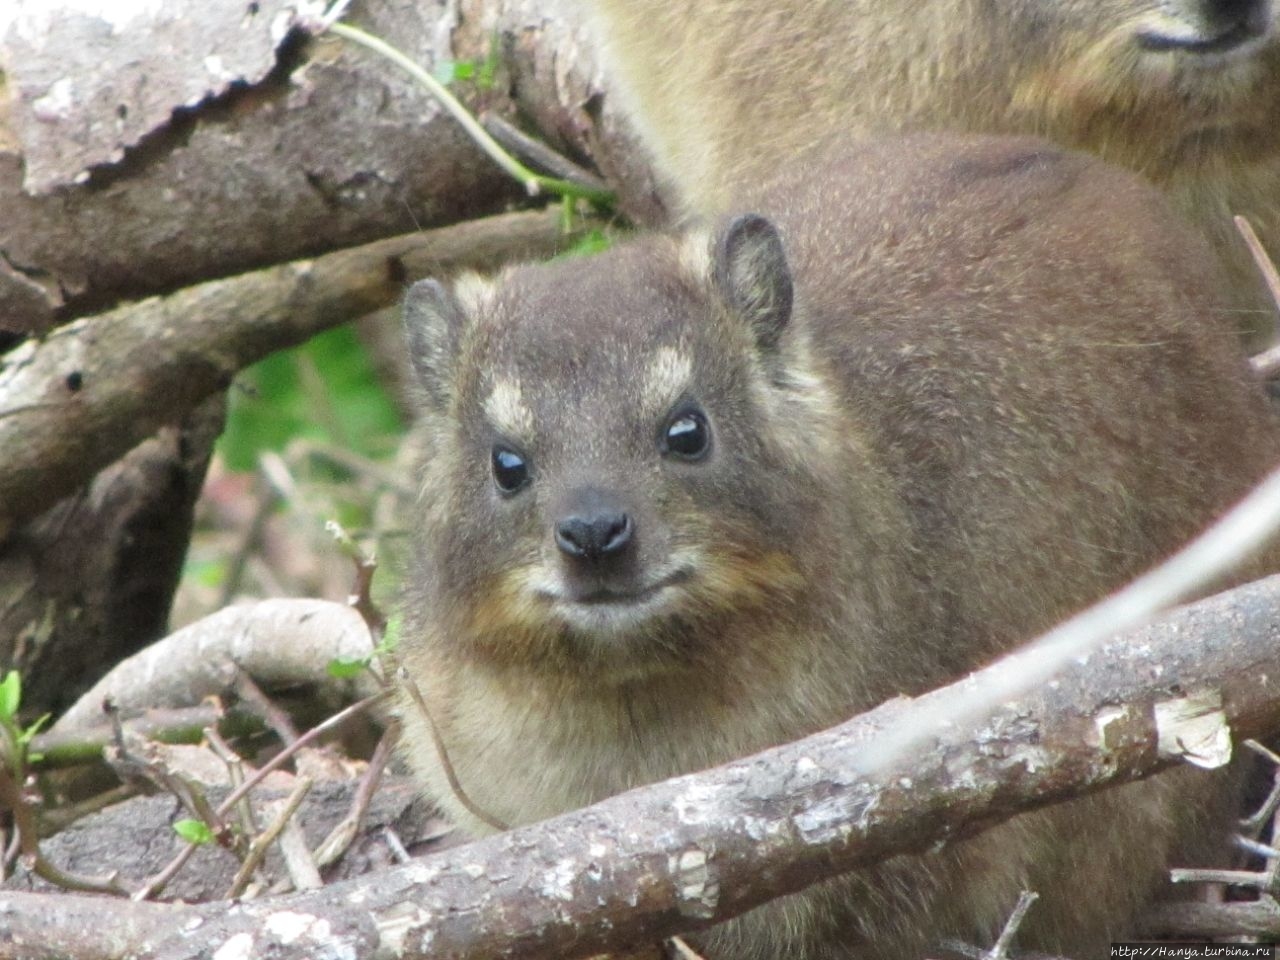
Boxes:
[134,839,201,902]
[0,764,131,897]
[857,463,1280,775]
[103,720,231,852]
[381,825,412,864]
[1235,836,1280,860]
[667,936,706,960]
[480,113,611,193]
[399,670,509,831]
[225,777,314,900]
[324,20,613,207]
[276,815,323,892]
[985,891,1039,960]
[55,599,379,733]
[1171,867,1273,888]
[1242,739,1280,837]
[131,691,389,901]
[0,208,596,535]
[204,727,258,838]
[327,521,387,640]
[211,689,391,819]
[312,719,400,868]
[32,705,265,771]
[1238,215,1280,373]
[1237,216,1280,314]
[232,671,300,747]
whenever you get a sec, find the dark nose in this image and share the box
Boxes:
[555,509,633,562]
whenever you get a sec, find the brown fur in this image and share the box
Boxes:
[582,0,1280,345]
[398,135,1279,959]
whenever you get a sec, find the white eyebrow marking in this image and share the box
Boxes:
[453,272,496,315]
[484,378,534,438]
[677,228,713,287]
[643,346,693,417]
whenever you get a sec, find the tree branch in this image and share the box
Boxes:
[2,571,1279,960]
[52,599,377,733]
[0,208,596,538]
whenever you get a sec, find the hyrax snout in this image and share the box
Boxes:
[399,134,1279,959]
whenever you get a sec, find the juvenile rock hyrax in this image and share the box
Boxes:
[581,0,1280,344]
[399,135,1279,959]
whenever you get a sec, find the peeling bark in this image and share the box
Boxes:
[0,573,1278,960]
[0,0,524,334]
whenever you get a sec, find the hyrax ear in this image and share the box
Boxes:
[403,278,466,407]
[711,214,793,354]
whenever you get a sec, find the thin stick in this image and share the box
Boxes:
[984,891,1039,960]
[327,22,613,207]
[1237,216,1280,314]
[858,464,1280,775]
[312,719,400,868]
[400,671,509,831]
[225,777,314,900]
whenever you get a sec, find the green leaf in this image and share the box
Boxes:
[326,657,369,679]
[173,819,216,845]
[434,59,475,84]
[0,671,21,721]
[17,714,50,748]
[553,229,614,261]
[378,616,402,655]
[477,34,500,90]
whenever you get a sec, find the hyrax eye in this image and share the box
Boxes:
[491,446,530,493]
[662,407,711,460]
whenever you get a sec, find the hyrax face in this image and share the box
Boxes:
[403,219,842,680]
[1004,0,1279,161]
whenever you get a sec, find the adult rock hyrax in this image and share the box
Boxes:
[581,0,1280,344]
[398,135,1279,959]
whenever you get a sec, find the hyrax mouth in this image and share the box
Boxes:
[566,569,693,606]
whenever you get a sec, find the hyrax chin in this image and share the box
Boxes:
[581,0,1280,344]
[399,134,1278,959]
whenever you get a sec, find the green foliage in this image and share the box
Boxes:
[0,671,50,773]
[326,657,367,680]
[218,325,403,472]
[434,59,474,84]
[556,228,614,259]
[326,615,401,679]
[173,818,216,845]
[434,34,501,89]
[0,671,19,721]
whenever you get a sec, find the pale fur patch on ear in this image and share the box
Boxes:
[676,227,715,289]
[641,346,693,419]
[484,377,535,439]
[453,272,497,316]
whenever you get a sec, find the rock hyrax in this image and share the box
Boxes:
[582,0,1280,344]
[399,135,1278,959]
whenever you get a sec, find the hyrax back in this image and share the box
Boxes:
[399,135,1278,959]
[582,0,1280,344]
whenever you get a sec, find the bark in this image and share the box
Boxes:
[0,573,1278,960]
[0,0,511,336]
[0,397,224,718]
[51,598,379,733]
[0,205,589,540]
